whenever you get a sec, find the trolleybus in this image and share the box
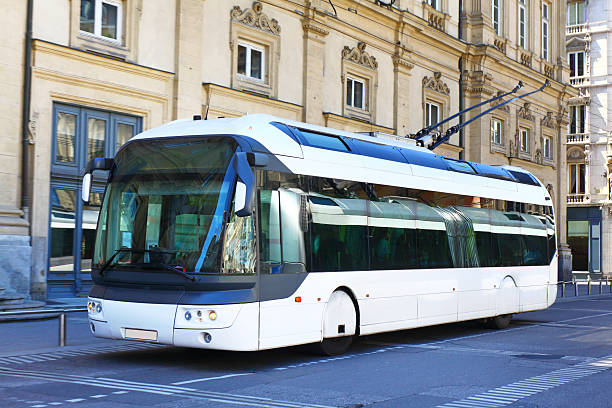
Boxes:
[84,114,557,355]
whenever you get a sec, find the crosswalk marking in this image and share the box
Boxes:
[437,354,612,407]
[0,342,163,366]
[0,366,334,408]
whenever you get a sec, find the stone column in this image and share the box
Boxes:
[301,10,328,126]
[557,107,572,281]
[0,0,33,297]
[173,0,204,120]
[392,47,414,136]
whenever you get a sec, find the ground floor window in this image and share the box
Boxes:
[48,103,141,297]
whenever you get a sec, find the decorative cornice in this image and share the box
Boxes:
[520,51,532,68]
[342,42,378,70]
[541,111,558,130]
[231,1,280,35]
[568,95,590,106]
[302,21,329,36]
[423,72,450,95]
[392,54,414,70]
[544,63,555,79]
[518,102,535,122]
[493,36,506,53]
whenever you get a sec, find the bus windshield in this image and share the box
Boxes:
[93,138,240,275]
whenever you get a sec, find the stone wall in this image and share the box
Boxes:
[0,235,32,296]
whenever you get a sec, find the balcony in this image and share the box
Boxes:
[567,194,590,204]
[567,133,590,144]
[566,24,587,35]
[570,76,589,87]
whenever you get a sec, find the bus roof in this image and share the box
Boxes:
[131,114,551,206]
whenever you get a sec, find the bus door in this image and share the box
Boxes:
[257,182,316,349]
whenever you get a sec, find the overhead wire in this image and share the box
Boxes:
[259,0,609,136]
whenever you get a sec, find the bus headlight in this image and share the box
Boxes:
[209,311,217,321]
[87,300,104,320]
[184,311,192,321]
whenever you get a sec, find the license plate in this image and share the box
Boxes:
[124,328,158,341]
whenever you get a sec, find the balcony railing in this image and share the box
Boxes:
[570,76,589,86]
[566,24,587,35]
[567,194,589,204]
[567,133,590,143]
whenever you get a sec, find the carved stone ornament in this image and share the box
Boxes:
[491,91,509,113]
[535,148,542,164]
[231,1,280,35]
[342,42,378,70]
[541,111,557,130]
[567,147,585,161]
[423,72,450,96]
[518,102,535,122]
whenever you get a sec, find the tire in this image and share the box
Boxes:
[486,314,512,329]
[316,335,353,356]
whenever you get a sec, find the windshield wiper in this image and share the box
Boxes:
[96,248,195,281]
[97,248,132,277]
[149,262,196,281]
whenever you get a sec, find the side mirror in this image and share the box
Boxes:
[82,158,113,203]
[233,152,255,217]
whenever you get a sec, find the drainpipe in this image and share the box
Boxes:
[21,0,33,224]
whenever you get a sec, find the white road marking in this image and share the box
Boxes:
[48,403,63,406]
[89,394,107,398]
[436,354,612,407]
[172,373,254,385]
[0,367,333,408]
[65,398,85,403]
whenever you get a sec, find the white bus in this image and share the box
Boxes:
[83,114,557,355]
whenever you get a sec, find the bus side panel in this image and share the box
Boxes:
[259,299,324,350]
[417,292,458,325]
[358,295,418,326]
[458,289,497,321]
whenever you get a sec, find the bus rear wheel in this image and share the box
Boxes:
[486,314,512,329]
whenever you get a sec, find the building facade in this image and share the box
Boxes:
[0,0,576,300]
[565,0,612,278]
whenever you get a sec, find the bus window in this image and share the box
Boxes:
[258,189,281,273]
[221,197,256,274]
[308,177,368,272]
[368,184,417,270]
[258,171,308,273]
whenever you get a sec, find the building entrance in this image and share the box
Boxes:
[48,104,140,297]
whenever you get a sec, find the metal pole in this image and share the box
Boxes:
[599,279,603,294]
[574,279,578,297]
[587,277,591,295]
[561,281,565,297]
[59,313,66,347]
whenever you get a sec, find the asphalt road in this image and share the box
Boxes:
[1,295,612,408]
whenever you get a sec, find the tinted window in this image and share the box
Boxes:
[495,234,523,266]
[418,229,453,268]
[298,130,350,152]
[523,235,548,266]
[308,178,368,271]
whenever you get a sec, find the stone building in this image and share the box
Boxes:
[0,0,576,300]
[565,0,612,278]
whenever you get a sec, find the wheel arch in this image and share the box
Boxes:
[330,286,360,336]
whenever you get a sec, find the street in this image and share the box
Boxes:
[2,295,612,408]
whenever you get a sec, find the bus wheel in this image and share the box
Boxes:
[487,314,512,329]
[318,335,353,356]
[318,290,357,356]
